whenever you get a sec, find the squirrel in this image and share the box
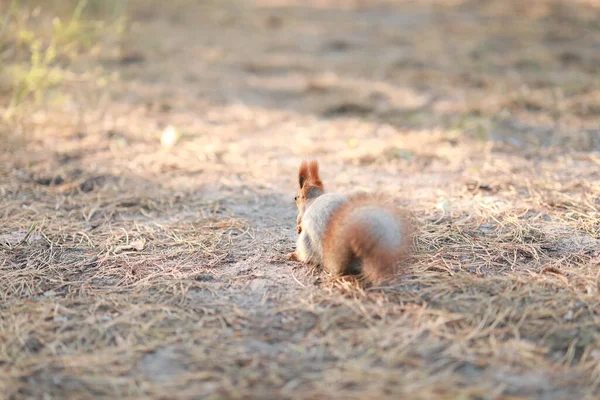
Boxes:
[287,160,412,284]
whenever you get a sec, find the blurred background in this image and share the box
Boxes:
[2,0,599,152]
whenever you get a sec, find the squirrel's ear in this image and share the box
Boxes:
[298,161,309,188]
[308,160,323,189]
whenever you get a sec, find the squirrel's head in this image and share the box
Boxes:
[295,160,325,215]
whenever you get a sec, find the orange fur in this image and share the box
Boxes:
[306,160,322,189]
[295,160,325,228]
[297,160,324,196]
[298,161,309,189]
[321,193,412,283]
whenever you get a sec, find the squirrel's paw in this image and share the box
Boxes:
[296,225,302,234]
[287,252,300,261]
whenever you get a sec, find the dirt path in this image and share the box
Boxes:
[2,1,600,399]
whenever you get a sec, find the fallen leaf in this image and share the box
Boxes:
[114,238,146,254]
[131,238,146,251]
[161,125,182,148]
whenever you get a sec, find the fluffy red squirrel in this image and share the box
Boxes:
[287,160,412,283]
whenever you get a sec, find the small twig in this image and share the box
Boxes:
[15,222,38,247]
[291,270,306,288]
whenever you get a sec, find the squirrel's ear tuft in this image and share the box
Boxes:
[298,160,309,188]
[308,160,323,189]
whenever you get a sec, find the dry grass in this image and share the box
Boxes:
[1,0,600,399]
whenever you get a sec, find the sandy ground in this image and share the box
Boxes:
[1,0,600,399]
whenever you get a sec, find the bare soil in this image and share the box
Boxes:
[1,0,600,399]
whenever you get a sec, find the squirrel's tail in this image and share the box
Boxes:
[322,194,411,283]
